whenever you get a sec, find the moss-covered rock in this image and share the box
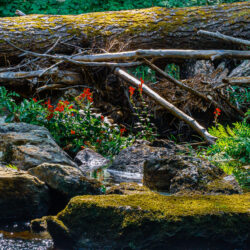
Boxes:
[47,193,250,249]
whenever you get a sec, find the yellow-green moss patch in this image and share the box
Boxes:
[47,193,250,249]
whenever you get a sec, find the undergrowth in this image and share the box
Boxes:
[0,0,246,17]
[203,113,250,188]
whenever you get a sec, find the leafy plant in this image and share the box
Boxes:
[204,115,250,187]
[128,78,157,141]
[0,87,133,158]
[0,0,246,17]
[6,164,19,171]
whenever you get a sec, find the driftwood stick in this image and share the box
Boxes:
[114,67,216,144]
[4,40,142,67]
[15,10,26,16]
[0,68,58,81]
[0,69,83,86]
[213,77,250,89]
[197,30,250,47]
[37,84,66,93]
[73,49,250,62]
[222,77,250,86]
[144,58,229,116]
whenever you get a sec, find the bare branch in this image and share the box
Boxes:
[197,30,250,47]
[114,67,217,144]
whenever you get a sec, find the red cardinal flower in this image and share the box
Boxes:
[120,128,126,136]
[129,86,135,97]
[71,130,75,135]
[139,77,144,94]
[32,98,37,102]
[100,115,104,121]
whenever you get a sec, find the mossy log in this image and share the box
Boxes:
[0,2,249,58]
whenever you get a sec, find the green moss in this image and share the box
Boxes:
[47,193,250,248]
[106,182,150,195]
[206,179,235,193]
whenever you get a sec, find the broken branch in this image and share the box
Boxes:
[114,67,217,144]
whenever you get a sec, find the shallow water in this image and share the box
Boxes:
[0,223,54,250]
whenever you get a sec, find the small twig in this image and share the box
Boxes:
[15,10,26,16]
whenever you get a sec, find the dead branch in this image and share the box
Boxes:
[73,49,250,62]
[222,77,250,86]
[114,67,217,144]
[15,10,26,16]
[0,69,83,86]
[197,30,250,47]
[5,40,145,67]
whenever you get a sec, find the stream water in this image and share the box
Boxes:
[0,223,54,249]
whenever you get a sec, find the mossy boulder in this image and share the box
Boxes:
[47,193,250,249]
[144,155,242,195]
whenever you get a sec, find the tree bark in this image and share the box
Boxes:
[0,2,249,58]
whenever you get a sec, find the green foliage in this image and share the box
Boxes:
[128,81,158,142]
[0,87,133,158]
[227,86,250,110]
[165,63,180,80]
[6,164,19,170]
[0,0,246,17]
[128,66,156,84]
[204,116,250,187]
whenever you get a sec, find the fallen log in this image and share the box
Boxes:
[114,67,217,144]
[0,2,249,58]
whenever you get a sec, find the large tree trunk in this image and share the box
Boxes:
[0,2,249,58]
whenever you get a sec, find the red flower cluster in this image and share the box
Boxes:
[44,99,54,120]
[214,108,221,123]
[120,128,126,136]
[71,130,75,135]
[77,88,93,103]
[33,98,37,103]
[129,86,135,97]
[100,115,104,121]
[96,139,102,143]
[139,77,144,94]
[214,108,221,116]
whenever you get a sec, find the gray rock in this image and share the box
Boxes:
[0,123,76,170]
[74,148,110,173]
[107,140,185,182]
[0,166,50,221]
[28,163,102,200]
[143,155,242,195]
